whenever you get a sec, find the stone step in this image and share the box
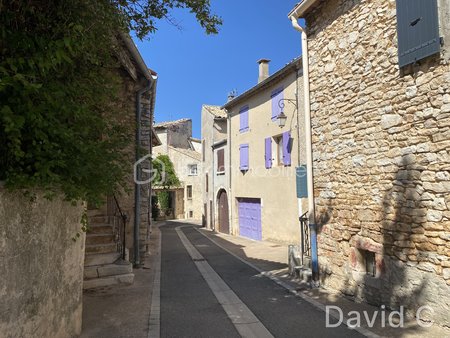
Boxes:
[86,234,115,245]
[83,273,134,289]
[88,215,111,224]
[84,252,121,266]
[85,243,117,255]
[87,224,113,235]
[84,262,133,279]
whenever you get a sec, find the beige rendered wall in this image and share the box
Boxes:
[304,0,450,325]
[0,188,85,338]
[229,69,305,243]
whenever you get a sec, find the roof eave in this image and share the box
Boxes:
[221,58,302,111]
[288,0,320,18]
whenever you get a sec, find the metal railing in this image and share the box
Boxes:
[113,195,127,261]
[299,211,311,262]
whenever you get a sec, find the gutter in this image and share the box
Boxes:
[119,32,153,81]
[289,14,319,284]
[288,0,320,18]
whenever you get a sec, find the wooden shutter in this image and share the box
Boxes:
[271,87,283,120]
[282,131,291,166]
[239,106,249,132]
[239,144,249,171]
[396,0,440,67]
[264,137,272,169]
[217,149,225,172]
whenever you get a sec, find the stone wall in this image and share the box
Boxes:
[305,0,450,325]
[0,188,85,337]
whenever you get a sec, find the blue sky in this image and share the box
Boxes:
[134,0,303,138]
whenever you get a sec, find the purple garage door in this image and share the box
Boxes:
[238,198,262,241]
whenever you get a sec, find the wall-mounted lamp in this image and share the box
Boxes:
[277,98,297,128]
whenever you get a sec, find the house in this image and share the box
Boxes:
[201,104,229,232]
[153,118,203,220]
[289,0,450,325]
[221,58,304,243]
[84,33,161,288]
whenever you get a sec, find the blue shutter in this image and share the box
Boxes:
[240,144,249,171]
[271,87,283,120]
[282,131,291,166]
[264,137,272,169]
[239,106,249,132]
[396,0,440,67]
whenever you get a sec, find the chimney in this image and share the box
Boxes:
[227,89,237,102]
[257,58,271,83]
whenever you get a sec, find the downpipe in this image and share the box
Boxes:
[290,15,319,285]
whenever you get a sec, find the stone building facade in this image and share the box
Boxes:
[201,105,229,232]
[222,59,305,243]
[290,0,450,325]
[153,119,203,220]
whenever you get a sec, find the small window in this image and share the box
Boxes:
[187,185,193,199]
[189,210,193,218]
[239,106,249,133]
[364,250,376,277]
[217,149,225,174]
[273,136,283,166]
[188,164,198,176]
[202,140,205,161]
[205,174,208,193]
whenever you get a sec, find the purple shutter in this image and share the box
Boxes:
[282,131,291,166]
[271,87,283,120]
[240,144,249,170]
[239,106,249,132]
[265,137,272,169]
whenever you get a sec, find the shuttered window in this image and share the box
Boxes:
[264,137,272,169]
[217,149,225,173]
[271,87,283,120]
[187,185,193,199]
[396,0,440,67]
[282,131,292,166]
[239,106,249,132]
[239,144,249,171]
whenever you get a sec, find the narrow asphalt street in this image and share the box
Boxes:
[155,221,364,338]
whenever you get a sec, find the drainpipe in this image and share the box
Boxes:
[226,112,232,235]
[290,16,319,283]
[135,81,154,267]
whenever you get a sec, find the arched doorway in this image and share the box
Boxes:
[217,190,229,234]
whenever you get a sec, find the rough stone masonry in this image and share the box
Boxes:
[304,0,450,326]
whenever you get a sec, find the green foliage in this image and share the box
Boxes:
[152,155,181,189]
[0,0,220,205]
[114,0,223,39]
[157,191,170,210]
[0,1,129,204]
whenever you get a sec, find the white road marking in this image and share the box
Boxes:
[194,228,380,338]
[176,225,274,338]
[148,229,162,338]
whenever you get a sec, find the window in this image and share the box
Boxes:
[205,173,208,193]
[273,131,291,166]
[239,144,249,171]
[396,0,440,67]
[189,210,193,218]
[217,149,225,174]
[188,164,198,176]
[264,137,272,169]
[364,250,376,277]
[187,185,193,199]
[202,140,205,161]
[271,87,283,120]
[239,106,249,133]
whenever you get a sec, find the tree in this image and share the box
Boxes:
[0,1,221,204]
[152,154,181,189]
[115,0,223,39]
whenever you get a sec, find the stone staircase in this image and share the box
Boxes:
[83,212,134,289]
[288,245,313,284]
